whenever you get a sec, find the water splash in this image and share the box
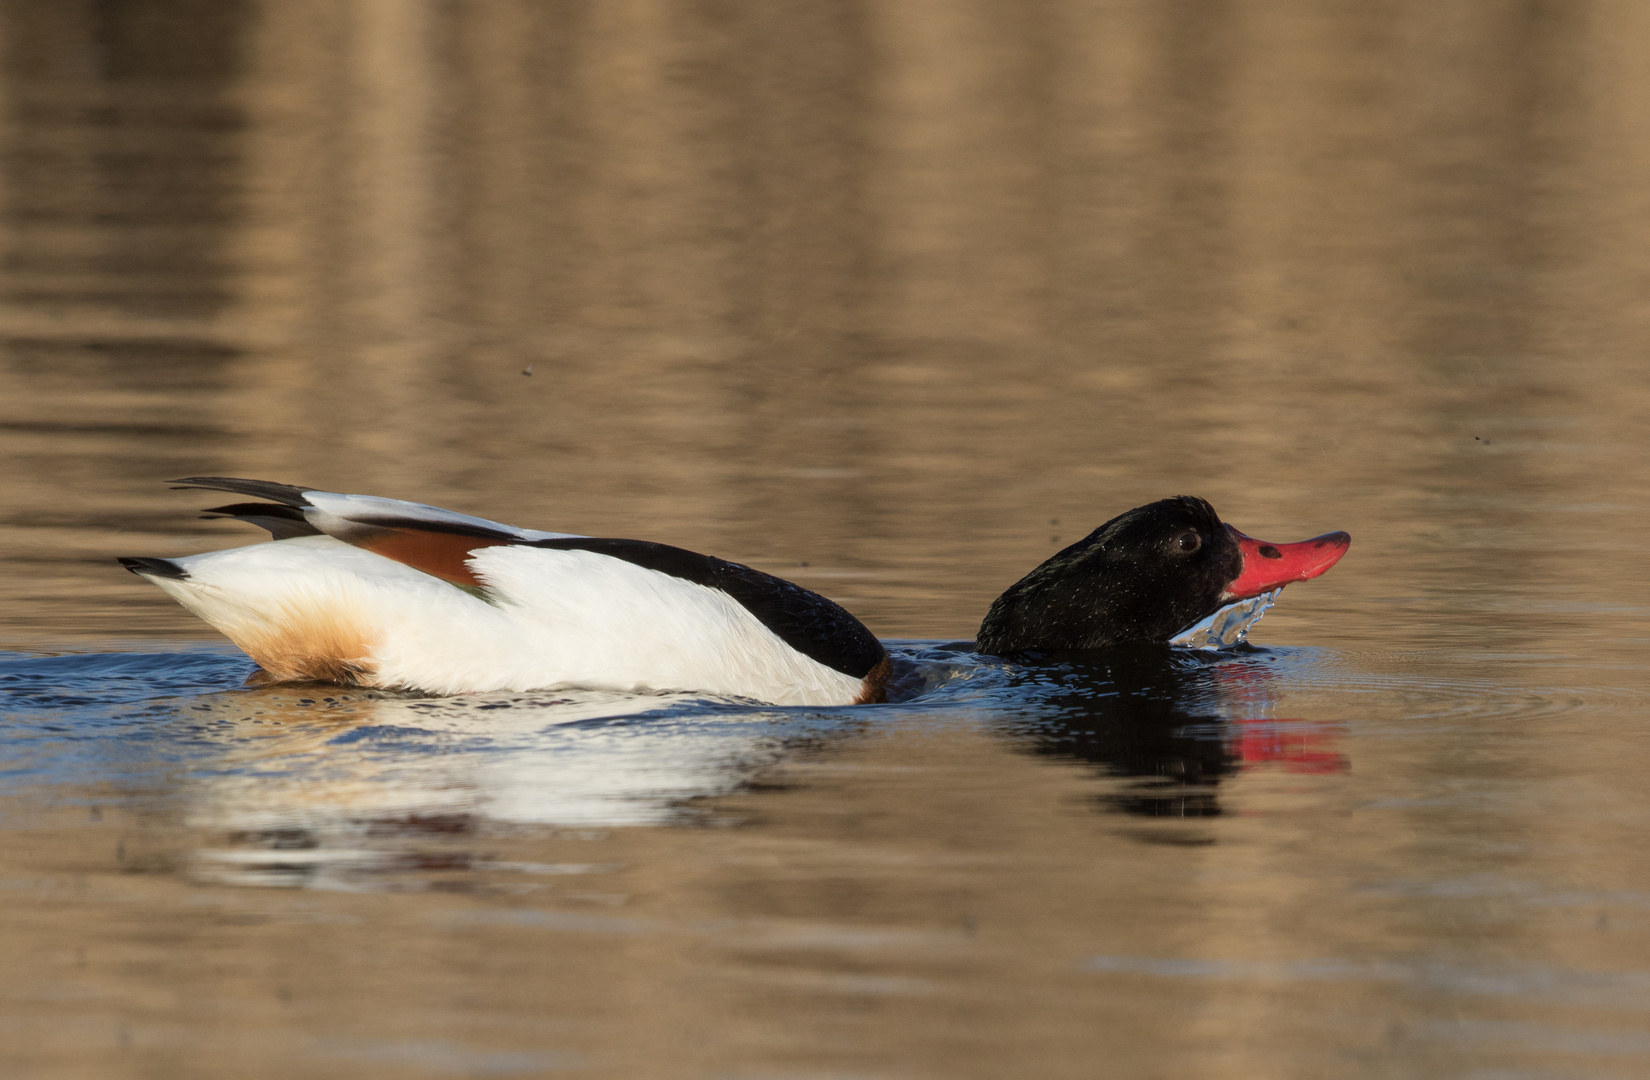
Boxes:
[1168,590,1280,650]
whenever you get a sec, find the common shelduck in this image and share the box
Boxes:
[119,481,1349,706]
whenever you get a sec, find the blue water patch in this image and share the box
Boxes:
[0,640,1316,806]
[0,637,1579,839]
[0,645,256,706]
[0,643,923,825]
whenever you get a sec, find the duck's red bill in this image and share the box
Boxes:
[1223,527,1351,600]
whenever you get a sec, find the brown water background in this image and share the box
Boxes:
[2,2,1650,1078]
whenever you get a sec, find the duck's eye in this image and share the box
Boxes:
[1177,532,1202,554]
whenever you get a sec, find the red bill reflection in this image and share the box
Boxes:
[1228,719,1347,775]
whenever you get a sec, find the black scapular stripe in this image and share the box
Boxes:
[529,537,887,680]
[351,515,517,541]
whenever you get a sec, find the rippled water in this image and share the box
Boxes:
[4,2,1650,1078]
[8,635,1650,1077]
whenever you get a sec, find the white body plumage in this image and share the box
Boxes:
[125,481,883,707]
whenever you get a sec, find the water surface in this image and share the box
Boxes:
[3,2,1650,1078]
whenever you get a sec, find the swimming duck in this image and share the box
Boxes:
[119,480,1348,706]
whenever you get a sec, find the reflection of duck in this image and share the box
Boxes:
[172,651,1340,887]
[32,643,1342,889]
[990,648,1346,817]
[178,686,838,887]
[119,480,1347,705]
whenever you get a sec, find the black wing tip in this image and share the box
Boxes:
[198,502,323,539]
[166,477,317,507]
[200,502,309,519]
[118,556,190,581]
